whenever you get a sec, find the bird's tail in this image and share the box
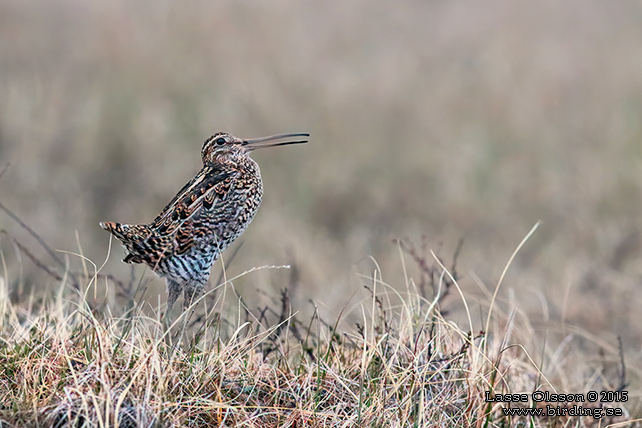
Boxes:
[99,221,153,264]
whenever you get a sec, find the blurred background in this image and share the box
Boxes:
[1,0,642,359]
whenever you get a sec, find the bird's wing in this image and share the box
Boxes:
[150,164,237,241]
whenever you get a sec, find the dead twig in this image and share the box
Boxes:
[1,230,78,290]
[0,163,10,181]
[0,202,80,289]
[616,336,628,392]
[395,236,462,307]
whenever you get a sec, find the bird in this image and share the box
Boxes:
[100,131,309,318]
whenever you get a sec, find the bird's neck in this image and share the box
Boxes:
[210,154,259,173]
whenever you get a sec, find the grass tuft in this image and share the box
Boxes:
[0,236,634,427]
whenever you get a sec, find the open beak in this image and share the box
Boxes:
[242,133,309,151]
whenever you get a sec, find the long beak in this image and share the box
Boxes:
[242,133,309,151]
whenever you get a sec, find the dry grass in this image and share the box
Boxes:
[0,227,636,427]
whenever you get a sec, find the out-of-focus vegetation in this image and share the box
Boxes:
[1,0,642,422]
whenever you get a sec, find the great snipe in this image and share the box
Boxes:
[100,132,309,317]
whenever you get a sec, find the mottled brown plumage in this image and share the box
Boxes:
[100,132,309,316]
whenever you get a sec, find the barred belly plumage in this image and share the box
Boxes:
[165,247,213,283]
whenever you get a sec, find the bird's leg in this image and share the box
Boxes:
[181,282,205,332]
[169,281,203,346]
[183,282,205,311]
[163,279,182,328]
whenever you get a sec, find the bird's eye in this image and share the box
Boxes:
[215,137,226,145]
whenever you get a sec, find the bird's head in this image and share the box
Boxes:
[201,132,309,165]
